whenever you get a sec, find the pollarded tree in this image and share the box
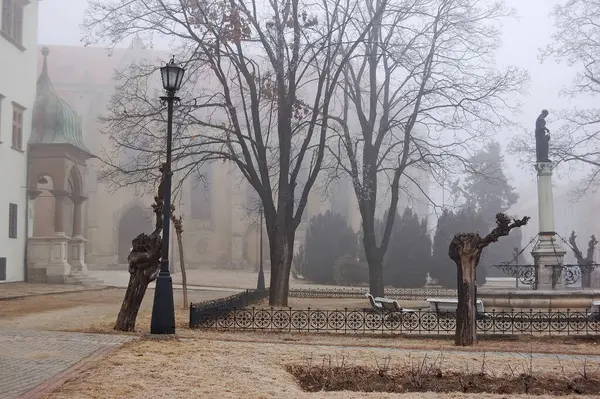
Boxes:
[83,0,389,306]
[569,231,598,288]
[431,207,487,287]
[449,213,529,346]
[115,165,165,332]
[329,0,528,296]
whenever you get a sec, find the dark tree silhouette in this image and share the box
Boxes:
[452,141,520,279]
[302,211,358,284]
[384,208,431,288]
[449,213,529,346]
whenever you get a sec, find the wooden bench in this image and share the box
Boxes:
[365,294,418,313]
[426,297,489,318]
[365,293,384,312]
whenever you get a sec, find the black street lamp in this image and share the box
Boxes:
[150,56,185,335]
[257,207,265,291]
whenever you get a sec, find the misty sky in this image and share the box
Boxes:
[38,0,585,202]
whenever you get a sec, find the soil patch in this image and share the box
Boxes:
[287,363,600,395]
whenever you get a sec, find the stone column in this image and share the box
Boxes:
[68,196,88,273]
[51,190,69,235]
[531,162,566,290]
[72,196,85,238]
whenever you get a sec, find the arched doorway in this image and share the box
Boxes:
[117,206,153,264]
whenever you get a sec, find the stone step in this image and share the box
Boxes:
[65,272,105,287]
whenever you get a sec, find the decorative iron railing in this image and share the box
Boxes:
[493,263,600,289]
[190,307,600,336]
[288,287,457,300]
[189,289,269,327]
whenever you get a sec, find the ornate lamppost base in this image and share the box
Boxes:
[150,270,176,334]
[257,267,265,291]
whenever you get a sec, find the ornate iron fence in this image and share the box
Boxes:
[190,307,600,336]
[189,289,269,327]
[493,263,600,289]
[289,287,457,300]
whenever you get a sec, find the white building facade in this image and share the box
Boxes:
[0,0,39,282]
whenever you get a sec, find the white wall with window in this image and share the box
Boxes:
[0,0,38,281]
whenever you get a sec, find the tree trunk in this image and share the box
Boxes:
[268,233,293,307]
[448,214,529,347]
[363,227,384,297]
[115,271,152,332]
[114,164,165,332]
[455,253,477,346]
[176,229,188,308]
[367,257,384,297]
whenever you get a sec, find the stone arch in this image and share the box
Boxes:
[63,165,85,237]
[67,164,84,196]
[116,204,153,264]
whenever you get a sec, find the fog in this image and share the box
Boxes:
[32,0,600,276]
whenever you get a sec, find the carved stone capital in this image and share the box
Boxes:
[534,161,554,176]
[50,190,71,199]
[27,189,42,200]
[70,195,88,204]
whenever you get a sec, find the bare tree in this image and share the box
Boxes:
[115,165,165,332]
[329,0,528,296]
[569,231,598,288]
[83,0,389,306]
[512,0,600,196]
[449,213,529,346]
[171,205,189,308]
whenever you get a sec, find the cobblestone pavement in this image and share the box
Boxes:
[0,328,135,398]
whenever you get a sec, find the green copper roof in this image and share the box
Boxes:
[30,47,91,154]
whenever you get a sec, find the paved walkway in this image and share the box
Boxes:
[0,283,100,300]
[0,328,135,399]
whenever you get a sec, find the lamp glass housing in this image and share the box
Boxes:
[160,58,185,92]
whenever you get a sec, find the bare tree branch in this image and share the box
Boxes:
[327,0,528,295]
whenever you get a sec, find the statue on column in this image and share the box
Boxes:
[535,109,551,162]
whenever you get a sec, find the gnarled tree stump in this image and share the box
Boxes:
[569,231,598,289]
[449,213,529,346]
[114,165,165,332]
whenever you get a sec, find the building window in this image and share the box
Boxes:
[1,0,24,45]
[11,102,23,150]
[8,203,17,238]
[190,165,213,223]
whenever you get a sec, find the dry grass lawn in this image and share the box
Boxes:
[44,335,600,399]
[4,288,600,397]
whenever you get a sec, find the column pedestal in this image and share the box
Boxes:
[27,236,71,284]
[532,234,566,290]
[532,161,565,290]
[68,236,88,273]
